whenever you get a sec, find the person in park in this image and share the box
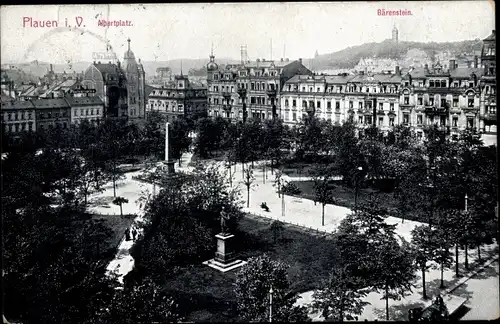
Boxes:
[131,226,137,241]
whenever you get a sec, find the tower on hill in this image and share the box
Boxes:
[392,25,399,43]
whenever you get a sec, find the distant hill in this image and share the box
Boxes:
[1,67,39,84]
[311,38,484,70]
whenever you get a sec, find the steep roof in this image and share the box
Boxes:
[1,100,35,110]
[31,98,70,109]
[245,60,292,69]
[93,63,122,76]
[325,75,356,84]
[483,30,496,41]
[450,67,484,78]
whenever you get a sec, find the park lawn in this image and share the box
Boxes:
[161,213,340,322]
[92,213,135,262]
[288,180,423,223]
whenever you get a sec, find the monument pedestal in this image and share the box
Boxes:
[164,160,175,174]
[203,233,247,272]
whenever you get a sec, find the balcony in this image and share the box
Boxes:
[222,91,232,99]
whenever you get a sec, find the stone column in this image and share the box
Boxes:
[165,122,175,174]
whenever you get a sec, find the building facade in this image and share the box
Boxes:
[66,96,105,125]
[122,39,146,120]
[479,30,496,145]
[31,98,71,131]
[401,60,483,140]
[207,52,312,122]
[281,69,401,133]
[1,100,36,135]
[147,74,207,122]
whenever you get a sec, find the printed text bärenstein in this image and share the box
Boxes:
[378,9,412,16]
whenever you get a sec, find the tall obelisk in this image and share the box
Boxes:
[165,122,175,174]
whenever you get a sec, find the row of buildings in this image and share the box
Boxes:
[202,30,496,144]
[2,39,148,136]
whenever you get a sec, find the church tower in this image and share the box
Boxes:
[392,25,399,43]
[206,45,219,82]
[122,38,146,119]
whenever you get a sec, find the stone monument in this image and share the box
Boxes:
[165,122,175,174]
[203,207,247,272]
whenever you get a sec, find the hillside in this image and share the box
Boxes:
[312,38,483,70]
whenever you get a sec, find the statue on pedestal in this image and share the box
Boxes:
[220,206,230,235]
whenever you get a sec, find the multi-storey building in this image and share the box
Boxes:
[281,68,401,134]
[82,61,128,118]
[479,30,496,145]
[31,98,71,131]
[82,39,145,119]
[400,60,483,140]
[1,100,36,135]
[66,96,105,125]
[207,52,312,122]
[146,74,207,122]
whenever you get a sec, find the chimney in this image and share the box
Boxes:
[474,55,478,68]
[256,58,260,62]
[299,58,302,64]
[360,70,365,75]
[395,66,400,75]
[262,58,265,62]
[280,58,284,62]
[98,61,101,64]
[286,58,289,62]
[50,64,53,72]
[449,59,456,70]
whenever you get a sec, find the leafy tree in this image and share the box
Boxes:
[103,277,183,323]
[371,237,416,321]
[311,266,370,322]
[234,254,310,322]
[270,220,285,244]
[113,196,129,217]
[432,213,454,289]
[243,165,256,208]
[170,118,192,166]
[410,225,440,299]
[311,165,335,226]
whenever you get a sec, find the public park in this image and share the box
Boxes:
[2,113,499,322]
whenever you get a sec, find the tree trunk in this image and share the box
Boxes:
[229,164,232,187]
[455,244,460,277]
[247,186,250,208]
[282,193,285,217]
[440,260,445,288]
[385,284,389,321]
[271,159,274,175]
[478,245,481,262]
[465,245,469,270]
[113,174,116,197]
[422,266,427,299]
[252,160,254,168]
[242,163,245,180]
[322,204,325,226]
[84,190,88,205]
[120,204,123,217]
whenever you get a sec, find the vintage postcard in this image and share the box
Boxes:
[1,2,497,323]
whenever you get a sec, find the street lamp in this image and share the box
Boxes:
[355,166,363,213]
[269,286,274,322]
[464,193,468,212]
[429,166,437,228]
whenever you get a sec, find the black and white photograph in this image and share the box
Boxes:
[1,1,498,322]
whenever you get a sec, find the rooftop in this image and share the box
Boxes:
[31,98,70,109]
[64,96,104,106]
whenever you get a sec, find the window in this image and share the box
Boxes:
[379,103,383,110]
[292,99,296,107]
[74,110,77,116]
[327,102,331,109]
[429,80,435,87]
[490,106,497,114]
[14,113,18,121]
[358,116,363,124]
[429,98,434,106]
[349,101,353,109]
[417,96,423,105]
[292,112,297,121]
[317,101,321,109]
[404,96,409,105]
[365,116,372,125]
[251,97,256,104]
[8,113,11,121]
[440,80,447,88]
[468,96,474,108]
[251,83,255,90]
[389,117,395,126]
[453,97,458,107]
[441,99,447,108]
[317,87,320,92]
[302,100,307,108]
[285,99,289,107]
[467,117,474,128]
[378,117,384,125]
[359,102,363,109]
[452,117,458,127]
[417,131,423,139]
[309,87,313,92]
[302,87,306,92]
[417,114,423,125]
[309,101,314,108]
[403,113,409,124]
[336,102,340,110]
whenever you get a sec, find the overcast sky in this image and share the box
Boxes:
[0,1,495,64]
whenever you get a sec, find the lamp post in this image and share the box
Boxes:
[429,166,436,228]
[464,193,469,269]
[354,166,363,213]
[269,286,274,323]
